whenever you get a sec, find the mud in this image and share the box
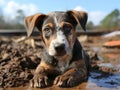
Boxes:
[0,36,43,87]
[0,33,120,90]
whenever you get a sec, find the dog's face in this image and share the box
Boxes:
[41,12,77,57]
[24,10,87,58]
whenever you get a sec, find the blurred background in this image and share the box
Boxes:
[0,0,120,30]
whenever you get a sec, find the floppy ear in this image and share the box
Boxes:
[24,13,46,37]
[67,10,88,31]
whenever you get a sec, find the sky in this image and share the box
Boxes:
[0,0,120,25]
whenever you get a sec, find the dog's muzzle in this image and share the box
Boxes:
[54,43,66,56]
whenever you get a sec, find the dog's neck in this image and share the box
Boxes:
[71,38,83,62]
[43,49,58,66]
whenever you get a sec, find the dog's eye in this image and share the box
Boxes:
[44,27,50,32]
[43,27,51,38]
[63,25,72,35]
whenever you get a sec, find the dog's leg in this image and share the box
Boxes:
[54,60,87,87]
[30,60,54,88]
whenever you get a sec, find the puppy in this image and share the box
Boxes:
[24,10,90,88]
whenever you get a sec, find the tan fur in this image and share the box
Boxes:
[42,33,54,48]
[42,23,54,48]
[24,14,46,36]
[42,23,54,29]
[24,10,89,88]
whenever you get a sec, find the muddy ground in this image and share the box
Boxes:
[0,31,120,90]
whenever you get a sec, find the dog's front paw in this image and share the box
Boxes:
[30,74,48,88]
[54,75,77,87]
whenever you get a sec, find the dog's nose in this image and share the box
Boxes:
[55,44,65,53]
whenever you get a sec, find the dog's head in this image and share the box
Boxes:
[24,10,87,58]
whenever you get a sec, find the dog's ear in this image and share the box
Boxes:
[24,14,46,37]
[67,10,88,31]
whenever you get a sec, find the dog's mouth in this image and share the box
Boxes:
[55,50,66,57]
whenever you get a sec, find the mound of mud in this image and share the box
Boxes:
[0,37,43,88]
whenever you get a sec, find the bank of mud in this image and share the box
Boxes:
[0,31,120,89]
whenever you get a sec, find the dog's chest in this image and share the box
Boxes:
[56,60,69,73]
[43,48,72,73]
[55,55,72,73]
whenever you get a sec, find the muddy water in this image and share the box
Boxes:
[1,71,120,90]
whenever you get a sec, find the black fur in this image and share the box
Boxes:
[42,38,90,75]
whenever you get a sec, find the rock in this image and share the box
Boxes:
[78,35,88,42]
[103,40,120,47]
[102,30,120,37]
[98,63,120,73]
[13,37,36,48]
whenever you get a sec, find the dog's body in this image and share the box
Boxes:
[24,10,90,88]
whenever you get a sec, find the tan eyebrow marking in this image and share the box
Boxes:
[43,23,54,29]
[59,22,73,28]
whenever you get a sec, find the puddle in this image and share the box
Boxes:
[88,71,120,88]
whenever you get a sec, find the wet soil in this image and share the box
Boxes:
[0,33,120,90]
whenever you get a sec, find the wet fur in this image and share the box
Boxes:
[24,10,90,88]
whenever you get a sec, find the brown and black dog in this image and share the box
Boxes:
[24,10,90,88]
